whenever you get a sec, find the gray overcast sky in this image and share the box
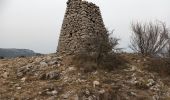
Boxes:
[0,0,170,54]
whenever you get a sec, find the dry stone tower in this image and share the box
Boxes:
[57,0,108,55]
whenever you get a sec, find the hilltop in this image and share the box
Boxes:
[0,53,170,100]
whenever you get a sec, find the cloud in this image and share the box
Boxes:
[0,0,7,11]
[0,0,170,53]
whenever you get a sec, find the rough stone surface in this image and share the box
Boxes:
[39,71,60,80]
[57,0,107,55]
[0,54,170,99]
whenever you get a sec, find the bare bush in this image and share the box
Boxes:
[130,21,169,56]
[85,30,120,65]
[146,57,170,75]
[167,41,170,57]
[73,30,121,70]
[164,40,170,57]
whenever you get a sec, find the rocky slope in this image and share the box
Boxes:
[0,53,170,100]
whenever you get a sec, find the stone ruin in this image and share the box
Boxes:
[57,0,108,55]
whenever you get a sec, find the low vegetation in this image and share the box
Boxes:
[71,30,125,71]
[130,21,169,56]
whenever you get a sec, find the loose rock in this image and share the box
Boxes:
[40,62,48,67]
[17,64,32,77]
[39,71,60,80]
[93,80,100,88]
[2,72,9,78]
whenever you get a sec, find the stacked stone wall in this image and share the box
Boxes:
[57,0,107,55]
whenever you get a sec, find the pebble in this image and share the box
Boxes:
[21,77,26,82]
[62,93,70,99]
[93,80,100,88]
[85,89,90,95]
[46,90,58,95]
[40,62,48,67]
[2,72,9,78]
[17,87,22,90]
[17,64,32,77]
[46,56,52,61]
[57,63,61,67]
[48,61,57,65]
[143,58,147,62]
[98,89,105,94]
[130,92,137,96]
[56,56,63,61]
[51,90,58,95]
[147,79,155,87]
[68,67,76,71]
[137,60,141,63]
[39,71,60,80]
[35,58,42,63]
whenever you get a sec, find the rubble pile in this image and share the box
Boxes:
[0,54,170,100]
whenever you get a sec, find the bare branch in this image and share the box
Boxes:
[130,21,169,56]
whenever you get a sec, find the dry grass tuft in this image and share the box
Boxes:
[146,58,170,76]
[70,53,127,73]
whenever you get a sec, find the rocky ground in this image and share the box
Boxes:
[0,53,170,100]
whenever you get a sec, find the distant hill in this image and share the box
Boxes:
[0,48,40,58]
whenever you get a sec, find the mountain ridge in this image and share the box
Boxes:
[0,48,39,58]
